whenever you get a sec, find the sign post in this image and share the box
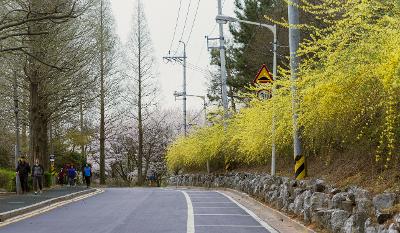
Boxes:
[49,155,56,186]
[253,64,277,176]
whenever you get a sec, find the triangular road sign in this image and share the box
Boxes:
[253,64,273,84]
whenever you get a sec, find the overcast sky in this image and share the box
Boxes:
[110,0,235,112]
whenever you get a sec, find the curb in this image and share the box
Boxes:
[0,188,96,222]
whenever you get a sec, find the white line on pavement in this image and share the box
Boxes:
[194,214,250,216]
[196,225,265,228]
[191,201,232,203]
[180,190,195,233]
[217,191,279,233]
[195,206,239,208]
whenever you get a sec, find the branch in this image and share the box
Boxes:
[0,46,28,53]
[0,31,48,41]
[0,1,77,32]
[21,49,64,71]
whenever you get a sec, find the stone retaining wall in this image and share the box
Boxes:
[169,173,400,233]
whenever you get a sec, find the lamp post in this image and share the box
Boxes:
[216,15,278,176]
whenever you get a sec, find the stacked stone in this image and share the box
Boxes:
[169,173,400,233]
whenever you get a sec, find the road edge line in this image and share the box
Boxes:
[180,190,195,233]
[217,191,279,233]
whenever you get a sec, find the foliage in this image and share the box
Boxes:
[166,124,225,172]
[167,0,400,173]
[43,172,52,188]
[0,168,16,192]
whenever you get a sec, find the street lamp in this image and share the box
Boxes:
[216,14,278,176]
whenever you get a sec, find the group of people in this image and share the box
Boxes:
[16,157,44,195]
[58,164,92,188]
[16,157,93,195]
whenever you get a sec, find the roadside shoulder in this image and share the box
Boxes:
[221,188,316,233]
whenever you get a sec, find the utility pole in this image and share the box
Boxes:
[288,0,305,180]
[181,41,187,137]
[216,0,229,118]
[163,41,187,136]
[271,26,277,176]
[13,71,21,195]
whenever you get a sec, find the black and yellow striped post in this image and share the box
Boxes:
[295,154,306,180]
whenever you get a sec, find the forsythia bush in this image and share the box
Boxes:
[166,0,400,172]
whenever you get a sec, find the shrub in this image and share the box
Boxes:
[44,172,52,188]
[0,168,16,192]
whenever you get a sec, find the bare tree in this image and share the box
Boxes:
[125,0,158,185]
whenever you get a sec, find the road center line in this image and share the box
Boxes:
[217,191,279,233]
[180,191,195,233]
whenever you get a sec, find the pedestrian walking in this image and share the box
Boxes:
[83,164,92,188]
[67,165,77,186]
[16,157,30,194]
[58,168,65,185]
[32,159,44,195]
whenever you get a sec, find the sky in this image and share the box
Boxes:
[109,0,235,112]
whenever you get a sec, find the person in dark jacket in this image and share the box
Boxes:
[16,157,31,194]
[83,164,92,188]
[31,159,44,195]
[68,165,77,186]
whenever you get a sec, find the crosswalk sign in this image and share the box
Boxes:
[253,64,273,84]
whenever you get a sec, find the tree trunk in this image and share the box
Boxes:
[99,0,106,185]
[29,81,49,169]
[137,0,144,185]
[80,98,85,161]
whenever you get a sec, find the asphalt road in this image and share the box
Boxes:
[0,188,276,233]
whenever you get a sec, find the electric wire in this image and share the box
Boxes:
[185,0,201,45]
[169,0,183,53]
[175,0,193,52]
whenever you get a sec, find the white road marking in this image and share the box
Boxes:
[192,201,232,203]
[180,191,195,233]
[0,189,104,228]
[217,191,279,233]
[195,206,239,209]
[195,214,250,216]
[196,225,265,228]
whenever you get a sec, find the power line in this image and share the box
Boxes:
[169,0,183,53]
[185,0,201,45]
[176,0,192,52]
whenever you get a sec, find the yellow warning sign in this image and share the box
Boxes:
[253,64,273,84]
